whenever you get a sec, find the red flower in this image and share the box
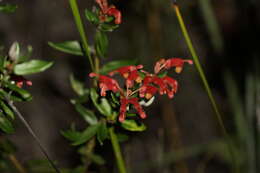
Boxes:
[162,76,178,98]
[139,85,157,99]
[154,58,193,74]
[95,0,122,24]
[89,73,120,96]
[11,75,32,88]
[142,76,167,95]
[119,97,146,122]
[109,65,143,88]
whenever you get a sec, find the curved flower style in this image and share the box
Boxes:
[109,65,143,88]
[96,0,122,24]
[119,97,146,122]
[154,58,193,74]
[90,58,192,122]
[89,73,120,96]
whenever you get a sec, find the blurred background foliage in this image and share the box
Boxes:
[0,0,259,172]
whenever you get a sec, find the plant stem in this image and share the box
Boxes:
[109,127,127,173]
[5,98,61,173]
[172,3,239,173]
[69,0,95,72]
[8,154,27,173]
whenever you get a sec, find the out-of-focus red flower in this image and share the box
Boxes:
[154,58,193,74]
[119,97,146,122]
[139,85,157,99]
[109,65,143,88]
[11,75,32,88]
[95,0,122,24]
[89,73,120,96]
[162,76,178,98]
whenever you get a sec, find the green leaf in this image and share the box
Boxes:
[0,100,15,119]
[0,4,18,13]
[90,88,112,116]
[14,60,53,75]
[97,122,108,145]
[0,56,6,71]
[61,128,82,142]
[0,139,16,154]
[8,42,20,61]
[72,124,100,146]
[4,82,32,101]
[85,9,99,24]
[70,74,85,96]
[99,23,119,32]
[73,103,98,125]
[89,153,106,165]
[100,59,138,74]
[95,30,108,58]
[0,113,14,134]
[48,41,83,56]
[121,120,147,132]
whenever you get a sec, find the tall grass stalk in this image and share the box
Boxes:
[172,2,238,172]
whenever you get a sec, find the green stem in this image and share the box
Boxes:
[172,3,239,173]
[69,0,95,72]
[109,127,127,173]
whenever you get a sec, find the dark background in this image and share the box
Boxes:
[1,0,260,172]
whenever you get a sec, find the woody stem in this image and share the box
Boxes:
[109,127,127,173]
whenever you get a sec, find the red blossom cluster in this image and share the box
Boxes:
[95,0,122,24]
[11,75,32,88]
[90,58,193,122]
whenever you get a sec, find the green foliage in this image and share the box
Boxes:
[73,103,98,125]
[85,9,99,24]
[48,41,84,56]
[14,60,53,75]
[0,112,14,134]
[0,4,17,13]
[97,121,108,145]
[95,30,108,58]
[70,74,86,96]
[121,120,146,132]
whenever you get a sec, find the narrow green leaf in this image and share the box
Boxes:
[0,113,14,134]
[117,133,129,143]
[99,23,119,32]
[121,120,146,132]
[85,9,99,24]
[90,88,112,116]
[100,59,138,74]
[97,122,108,145]
[72,124,100,146]
[48,41,83,56]
[61,129,82,142]
[73,103,98,125]
[4,82,32,101]
[89,153,106,165]
[14,60,53,75]
[95,30,108,58]
[0,4,17,13]
[70,74,85,96]
[0,100,15,119]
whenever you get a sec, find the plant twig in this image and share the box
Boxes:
[5,98,61,173]
[171,2,239,173]
[69,0,95,72]
[109,127,127,173]
[8,154,27,173]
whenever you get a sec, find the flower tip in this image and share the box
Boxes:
[140,112,147,119]
[186,60,193,65]
[89,73,97,78]
[119,114,125,122]
[137,65,143,69]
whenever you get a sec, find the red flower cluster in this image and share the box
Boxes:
[90,58,193,122]
[95,0,122,24]
[11,75,32,88]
